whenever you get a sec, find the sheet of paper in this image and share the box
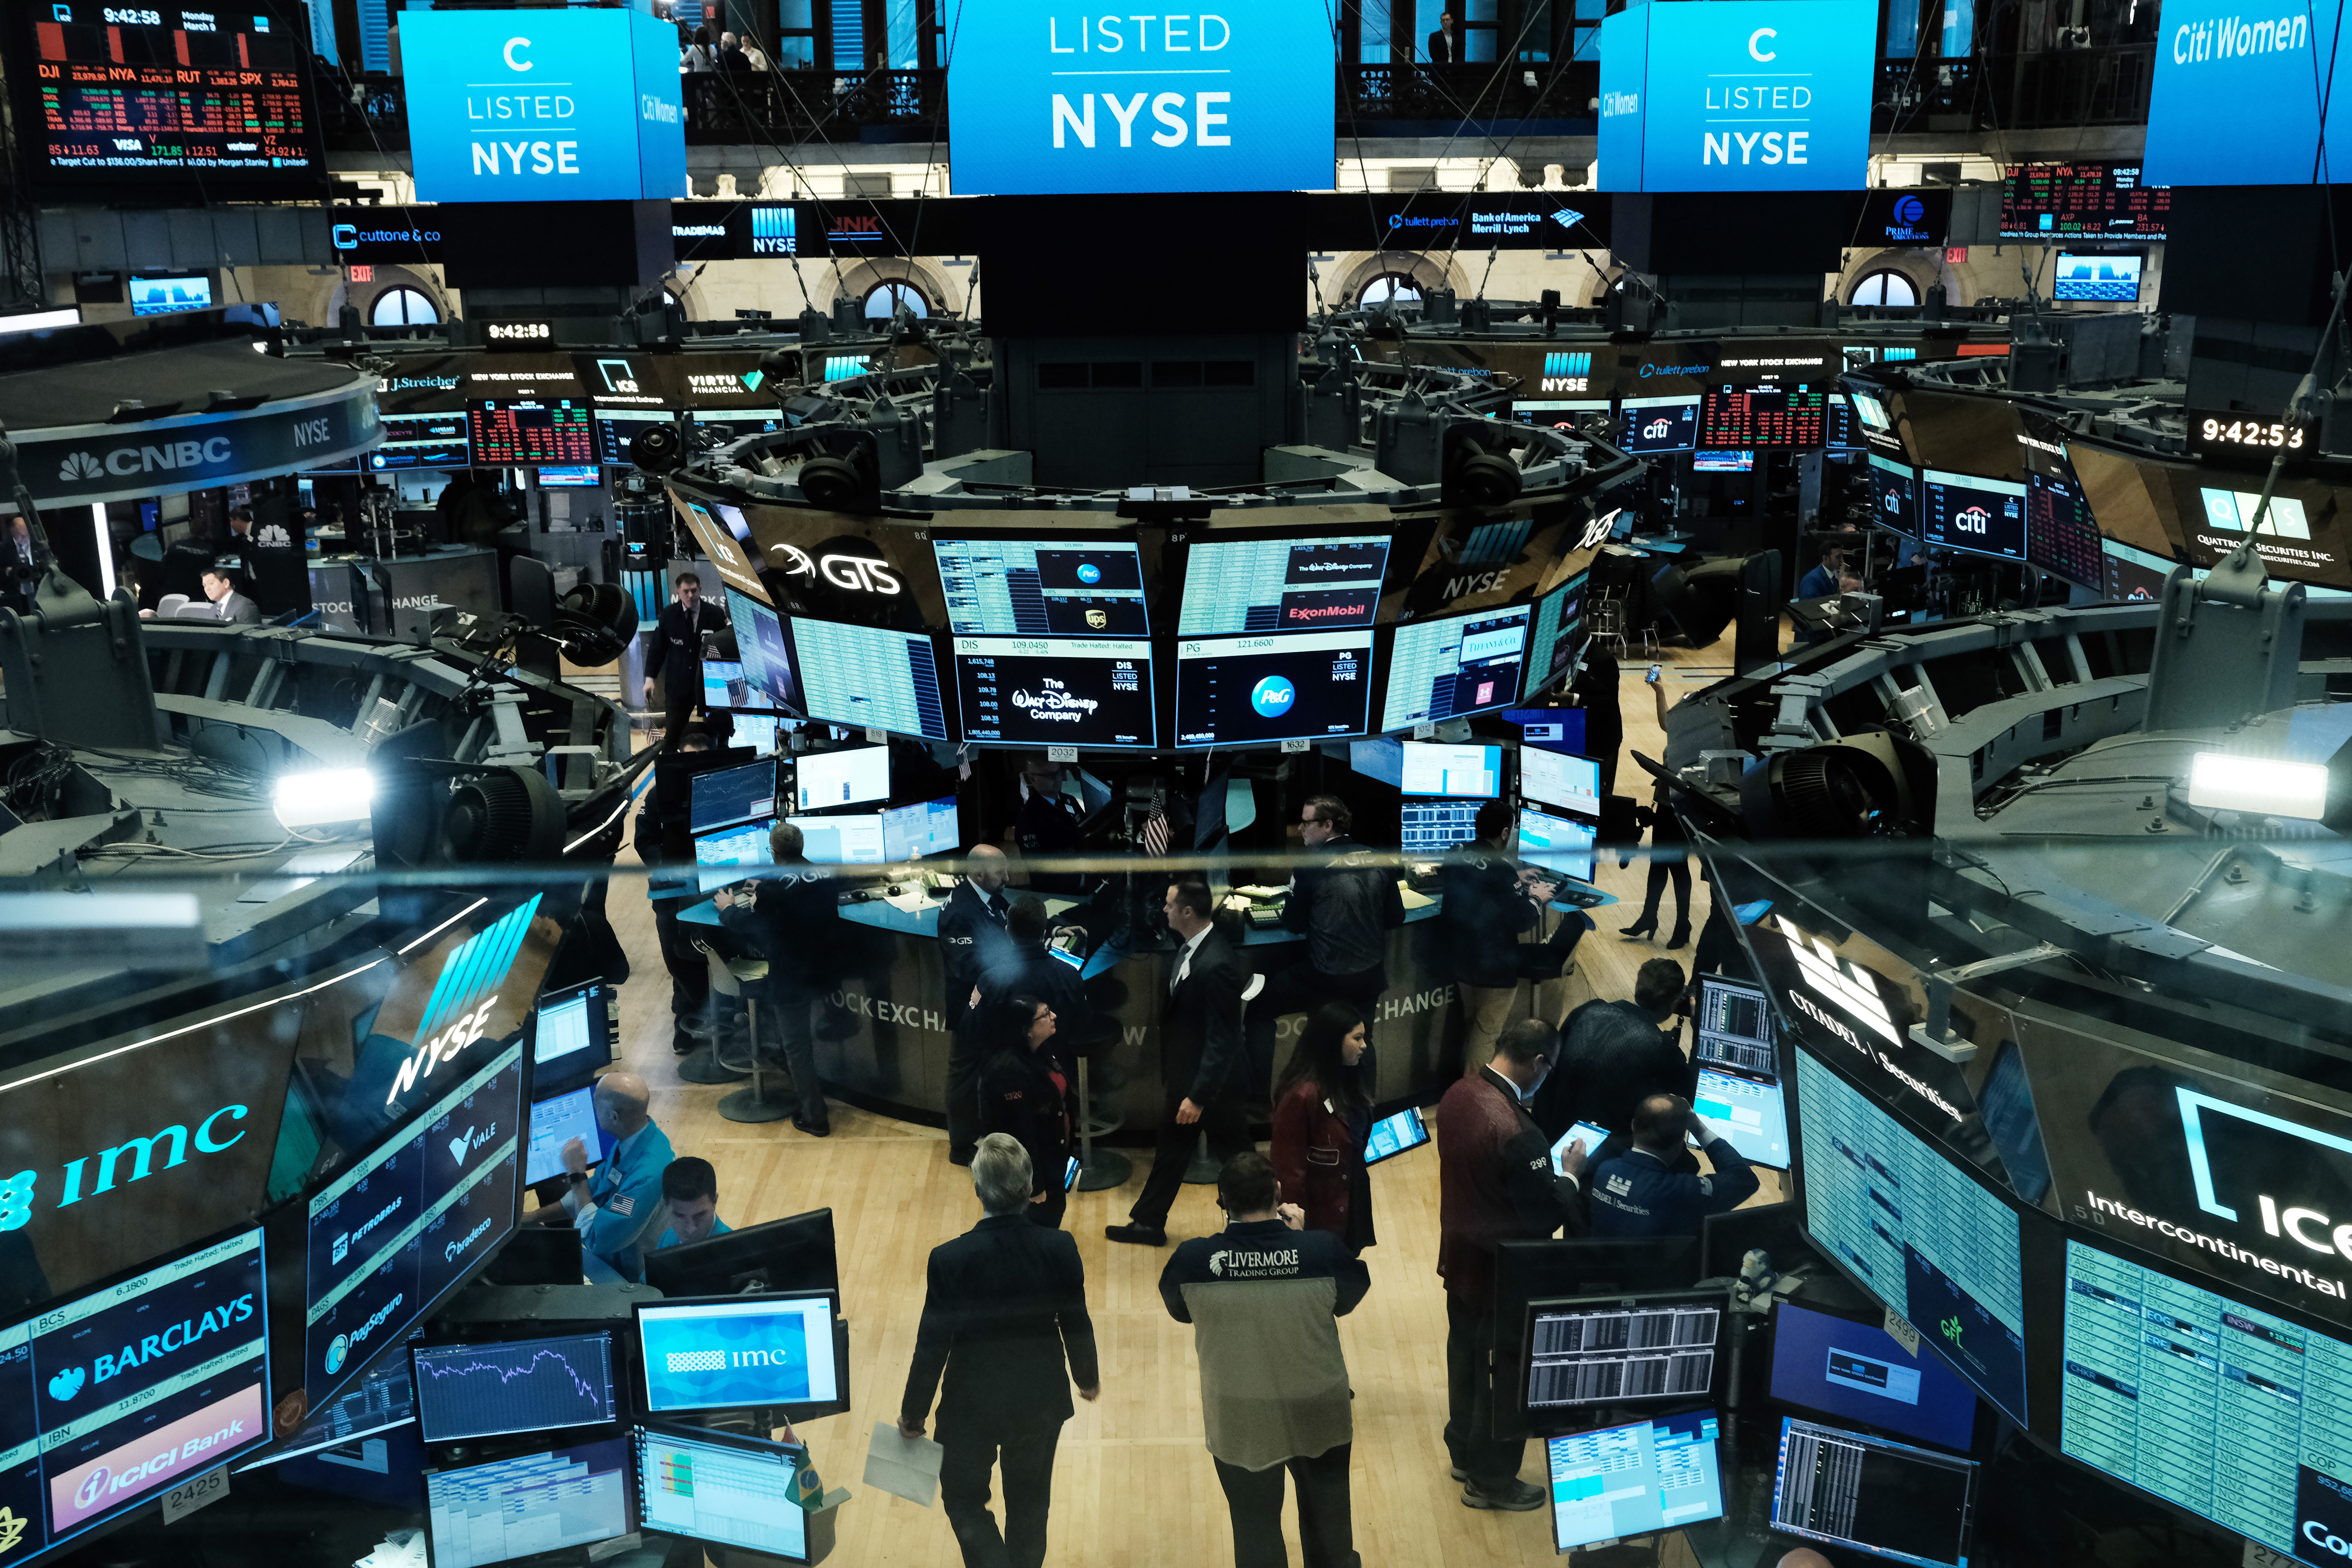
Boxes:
[865,1422,944,1507]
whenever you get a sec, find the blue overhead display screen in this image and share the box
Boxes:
[1174,631,1372,747]
[787,619,948,741]
[2144,0,2343,186]
[0,1229,271,1560]
[933,537,1149,636]
[945,0,1336,196]
[2061,1238,2352,1559]
[1176,536,1390,635]
[1793,1052,2029,1426]
[1381,606,1530,730]
[304,1045,524,1409]
[952,637,1157,748]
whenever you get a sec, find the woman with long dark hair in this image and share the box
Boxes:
[979,992,1075,1229]
[1269,1002,1376,1251]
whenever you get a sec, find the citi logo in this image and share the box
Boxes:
[1601,90,1639,116]
[57,437,232,484]
[383,897,541,1107]
[1954,506,1991,534]
[2173,12,2308,63]
[1643,418,1674,440]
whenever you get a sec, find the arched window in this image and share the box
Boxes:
[1358,273,1423,308]
[863,281,929,320]
[1849,270,1920,308]
[369,285,441,326]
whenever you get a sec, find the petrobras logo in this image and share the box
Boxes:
[751,204,797,256]
[383,896,542,1107]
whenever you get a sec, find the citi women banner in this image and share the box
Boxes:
[2144,0,2348,184]
[1597,0,1875,191]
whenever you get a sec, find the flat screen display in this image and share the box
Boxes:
[1792,1052,2028,1426]
[1548,1410,1726,1552]
[129,274,213,315]
[1619,395,1702,454]
[793,747,888,813]
[425,1439,631,1568]
[1552,1121,1611,1176]
[1348,736,1404,788]
[1515,398,1610,432]
[1380,606,1531,731]
[1920,469,2027,560]
[1769,1417,1977,1568]
[467,400,598,467]
[1521,573,1589,702]
[1869,452,1920,532]
[1521,748,1600,817]
[952,637,1158,748]
[1174,631,1373,747]
[0,1229,271,1562]
[1998,161,2168,239]
[370,413,474,472]
[933,537,1148,635]
[1525,1290,1723,1411]
[18,3,325,199]
[1825,393,1862,451]
[1399,742,1501,798]
[1400,798,1482,855]
[1364,1109,1430,1164]
[694,819,773,881]
[634,1424,810,1562]
[702,660,746,711]
[882,797,959,861]
[1176,536,1390,636]
[725,588,798,714]
[2026,471,2102,588]
[1693,1067,1789,1170]
[787,814,885,865]
[1693,975,1775,1077]
[634,1294,841,1415]
[787,619,948,741]
[1769,1303,1978,1452]
[594,407,675,467]
[2060,1237,2352,1558]
[412,1332,618,1442]
[732,714,782,755]
[537,465,602,487]
[525,1086,600,1187]
[1518,807,1596,882]
[2052,251,2142,303]
[692,760,777,835]
[1692,450,1753,472]
[1700,384,1828,449]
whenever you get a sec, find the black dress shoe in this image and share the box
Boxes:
[1621,917,1658,939]
[1105,1223,1168,1246]
[1666,922,1691,949]
[792,1115,832,1138]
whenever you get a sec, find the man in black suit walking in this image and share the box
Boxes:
[645,571,728,746]
[901,1133,1101,1568]
[940,843,1016,1165]
[1107,878,1248,1247]
[1428,7,1458,61]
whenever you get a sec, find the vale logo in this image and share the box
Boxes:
[47,1365,84,1402]
[446,1129,474,1166]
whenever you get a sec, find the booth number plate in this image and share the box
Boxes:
[163,1467,230,1524]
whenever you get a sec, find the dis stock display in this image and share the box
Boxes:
[17,3,326,198]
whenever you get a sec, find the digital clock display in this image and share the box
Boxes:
[487,322,553,341]
[2187,408,2314,459]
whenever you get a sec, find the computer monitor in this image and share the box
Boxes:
[1769,1416,1978,1568]
[1693,1067,1790,1170]
[1398,741,1501,797]
[1399,798,1482,855]
[881,796,960,861]
[1174,533,1391,635]
[1920,468,2027,561]
[1768,1301,1979,1453]
[643,1208,839,1297]
[634,1292,847,1418]
[793,746,890,813]
[694,817,774,890]
[479,1228,585,1286]
[1517,806,1596,882]
[531,979,611,1093]
[1692,974,1775,1076]
[1548,1409,1725,1554]
[1173,629,1375,746]
[1494,1237,1703,1439]
[691,760,778,836]
[788,812,886,865]
[634,1422,812,1563]
[1700,1200,1803,1280]
[1692,450,1754,472]
[2052,250,2142,303]
[952,635,1159,748]
[423,1439,632,1568]
[726,587,799,713]
[236,1349,416,1471]
[732,714,782,755]
[412,1331,620,1444]
[1521,1288,1727,1424]
[702,659,747,711]
[1363,1109,1430,1164]
[525,1084,603,1185]
[1519,748,1600,817]
[1380,605,1531,731]
[1619,394,1702,455]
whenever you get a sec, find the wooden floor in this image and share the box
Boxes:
[595,628,1776,1568]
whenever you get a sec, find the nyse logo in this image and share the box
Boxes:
[1541,350,1592,393]
[382,897,542,1107]
[751,205,797,256]
[819,554,902,594]
[1443,569,1510,599]
[292,416,334,448]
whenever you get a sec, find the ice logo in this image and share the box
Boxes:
[1076,563,1102,585]
[1250,677,1297,718]
[47,1366,83,1402]
[1893,193,1926,224]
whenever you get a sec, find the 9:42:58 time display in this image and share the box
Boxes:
[2187,409,2311,458]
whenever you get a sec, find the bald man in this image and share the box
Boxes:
[940,842,1018,1164]
[557,1072,676,1283]
[1778,1551,1835,1568]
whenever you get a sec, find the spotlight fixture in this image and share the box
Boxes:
[2187,752,2328,819]
[273,767,375,829]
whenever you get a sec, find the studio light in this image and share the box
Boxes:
[274,768,376,829]
[2187,752,2328,819]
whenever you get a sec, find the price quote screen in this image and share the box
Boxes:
[1699,385,1827,449]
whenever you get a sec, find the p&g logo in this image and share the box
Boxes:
[1250,676,1296,718]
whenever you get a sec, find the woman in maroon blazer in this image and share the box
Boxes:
[1271,1002,1376,1253]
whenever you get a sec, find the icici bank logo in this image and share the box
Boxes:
[75,1469,111,1510]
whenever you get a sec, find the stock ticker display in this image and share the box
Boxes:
[21,5,325,195]
[1998,162,2170,239]
[412,1333,619,1443]
[952,637,1158,749]
[1792,1052,2030,1426]
[2061,1238,2352,1559]
[1698,384,1828,449]
[467,401,599,467]
[1175,536,1391,636]
[0,1230,272,1561]
[2026,471,2104,588]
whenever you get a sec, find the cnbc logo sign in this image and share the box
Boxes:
[1542,351,1592,393]
[751,205,797,256]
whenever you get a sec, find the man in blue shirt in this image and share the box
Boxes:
[550,1072,675,1282]
[1795,542,1845,602]
[1589,1093,1759,1240]
[654,1155,733,1251]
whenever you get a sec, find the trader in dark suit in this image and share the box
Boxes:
[2,516,44,614]
[645,570,727,745]
[714,819,838,1138]
[1428,7,1458,61]
[940,843,1017,1165]
[900,1132,1101,1568]
[1107,878,1248,1247]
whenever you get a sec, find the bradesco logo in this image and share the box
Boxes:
[382,896,541,1107]
[0,1105,251,1236]
[57,436,232,484]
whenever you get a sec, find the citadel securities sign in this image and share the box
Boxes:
[1597,0,1875,191]
[945,0,1336,194]
[400,10,687,202]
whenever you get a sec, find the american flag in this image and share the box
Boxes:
[1141,795,1170,859]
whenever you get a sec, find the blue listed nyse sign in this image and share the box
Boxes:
[400,10,687,202]
[1597,0,1874,191]
[945,0,1335,195]
[2144,0,2347,185]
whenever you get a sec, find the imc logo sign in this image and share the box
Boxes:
[1542,351,1592,392]
[400,10,686,202]
[1597,0,1874,191]
[383,896,543,1106]
[944,0,1335,195]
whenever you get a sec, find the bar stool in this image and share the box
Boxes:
[1065,1016,1130,1191]
[697,942,797,1124]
